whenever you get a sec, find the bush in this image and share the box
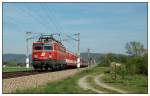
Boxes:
[98,53,127,67]
[109,62,127,80]
[141,54,148,75]
[126,55,148,75]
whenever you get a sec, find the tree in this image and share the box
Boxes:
[126,56,143,75]
[125,41,145,56]
[126,55,148,75]
[142,53,148,75]
[98,55,110,66]
[106,53,116,62]
[98,53,117,67]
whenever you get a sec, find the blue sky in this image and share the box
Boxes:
[3,3,147,54]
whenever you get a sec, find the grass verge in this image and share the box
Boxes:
[3,67,33,72]
[101,73,148,93]
[15,67,108,93]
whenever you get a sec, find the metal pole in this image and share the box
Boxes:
[78,33,80,57]
[94,59,96,66]
[76,33,80,69]
[115,63,117,80]
[26,32,31,68]
[87,48,90,67]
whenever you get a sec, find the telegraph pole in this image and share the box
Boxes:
[74,33,80,69]
[77,33,80,69]
[87,48,90,67]
[94,59,96,66]
[26,32,31,68]
[77,33,80,60]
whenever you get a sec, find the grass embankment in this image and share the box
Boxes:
[14,66,147,93]
[15,67,107,93]
[3,67,33,72]
[101,73,148,93]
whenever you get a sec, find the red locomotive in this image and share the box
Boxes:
[32,35,87,70]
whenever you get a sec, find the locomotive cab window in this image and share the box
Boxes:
[34,46,42,50]
[33,43,52,50]
[43,46,52,50]
[33,43,43,50]
[43,43,52,50]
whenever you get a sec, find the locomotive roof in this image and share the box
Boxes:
[33,35,64,47]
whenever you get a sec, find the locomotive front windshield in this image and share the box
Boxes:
[34,46,42,50]
[43,44,52,50]
[33,43,52,50]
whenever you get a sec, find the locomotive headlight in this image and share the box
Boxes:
[49,55,52,58]
[34,55,38,58]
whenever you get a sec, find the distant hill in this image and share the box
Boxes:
[80,53,104,63]
[3,53,126,64]
[3,54,31,63]
[3,53,104,64]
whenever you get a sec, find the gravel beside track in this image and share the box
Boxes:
[3,68,86,93]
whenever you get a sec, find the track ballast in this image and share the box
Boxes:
[2,70,51,79]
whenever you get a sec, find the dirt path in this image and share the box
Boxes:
[78,74,127,93]
[94,74,127,93]
[78,75,105,93]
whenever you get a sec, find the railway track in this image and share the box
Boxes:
[2,68,77,79]
[2,70,54,79]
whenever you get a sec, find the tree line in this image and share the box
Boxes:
[98,41,148,76]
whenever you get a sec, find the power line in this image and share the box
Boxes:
[40,3,61,33]
[21,4,50,31]
[48,6,66,33]
[39,3,64,42]
[42,4,70,43]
